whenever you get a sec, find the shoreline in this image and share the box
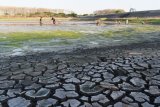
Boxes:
[1,40,160,64]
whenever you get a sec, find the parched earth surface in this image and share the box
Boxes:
[0,42,160,107]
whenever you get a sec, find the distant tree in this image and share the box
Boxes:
[57,13,66,17]
[4,12,9,16]
[0,6,76,17]
[16,13,24,16]
[67,13,77,17]
[94,9,125,15]
[130,8,136,12]
[82,14,88,16]
[115,10,125,13]
[43,12,54,17]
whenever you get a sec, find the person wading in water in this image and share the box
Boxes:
[40,17,43,26]
[96,19,101,26]
[51,17,56,25]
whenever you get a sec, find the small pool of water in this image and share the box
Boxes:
[0,21,160,57]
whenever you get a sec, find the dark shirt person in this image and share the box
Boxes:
[40,17,43,26]
[51,17,56,25]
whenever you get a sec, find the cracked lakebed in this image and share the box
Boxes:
[0,22,160,107]
[0,41,160,107]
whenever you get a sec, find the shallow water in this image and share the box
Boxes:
[0,21,160,57]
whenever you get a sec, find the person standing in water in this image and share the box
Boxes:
[51,17,56,25]
[125,19,129,25]
[40,17,43,26]
[96,19,101,26]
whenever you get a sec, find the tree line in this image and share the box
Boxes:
[0,6,77,17]
[94,9,125,15]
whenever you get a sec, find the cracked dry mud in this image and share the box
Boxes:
[0,44,160,107]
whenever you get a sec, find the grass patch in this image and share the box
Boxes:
[0,30,82,47]
[0,30,81,41]
[148,19,160,24]
[105,18,160,24]
[101,26,160,37]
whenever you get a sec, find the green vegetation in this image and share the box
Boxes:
[28,12,77,17]
[101,26,160,37]
[94,9,125,15]
[0,25,160,48]
[0,30,82,47]
[0,6,77,18]
[147,19,160,24]
[0,12,77,18]
[105,18,160,24]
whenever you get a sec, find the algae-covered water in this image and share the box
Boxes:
[0,21,160,57]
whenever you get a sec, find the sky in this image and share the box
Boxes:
[0,0,160,14]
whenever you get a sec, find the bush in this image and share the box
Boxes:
[94,9,125,15]
[67,13,77,17]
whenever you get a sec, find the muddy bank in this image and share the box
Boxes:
[1,24,160,58]
[1,40,159,62]
[0,41,160,107]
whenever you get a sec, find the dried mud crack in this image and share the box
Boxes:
[0,42,160,107]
